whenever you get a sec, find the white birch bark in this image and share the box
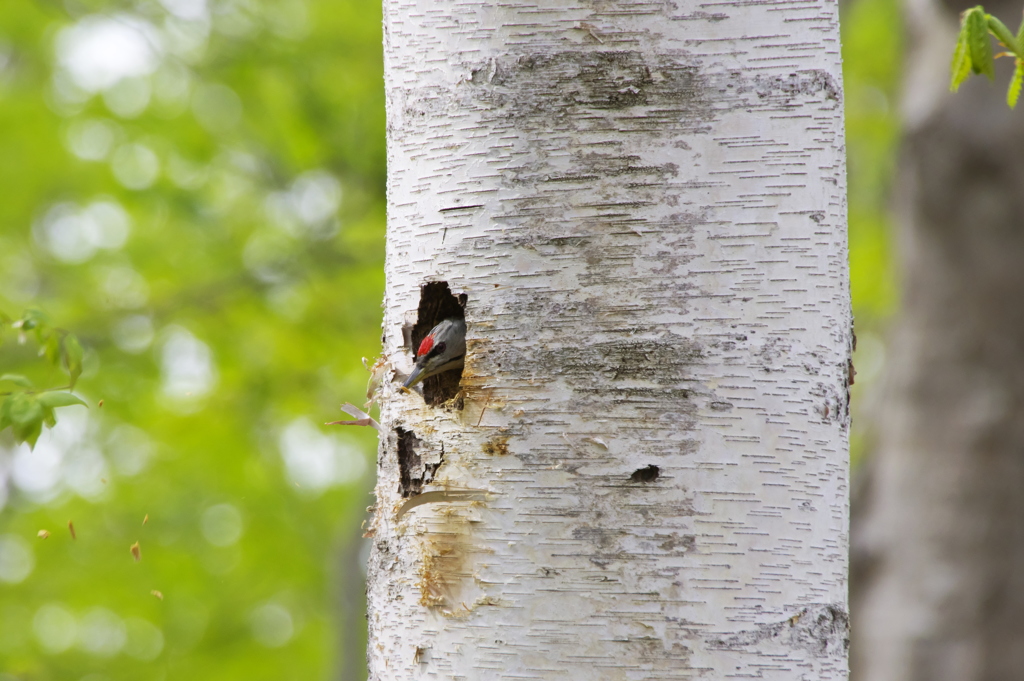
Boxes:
[368,1,851,678]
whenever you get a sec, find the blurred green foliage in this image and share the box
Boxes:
[842,0,902,464]
[0,308,87,449]
[844,0,901,325]
[0,0,900,677]
[0,1,384,679]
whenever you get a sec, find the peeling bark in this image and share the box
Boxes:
[369,1,851,678]
[396,427,443,497]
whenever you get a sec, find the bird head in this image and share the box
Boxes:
[403,318,466,389]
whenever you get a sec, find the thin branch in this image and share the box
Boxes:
[326,402,383,433]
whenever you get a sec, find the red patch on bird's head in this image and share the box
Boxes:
[416,335,435,358]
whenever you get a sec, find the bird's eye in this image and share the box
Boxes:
[434,342,446,354]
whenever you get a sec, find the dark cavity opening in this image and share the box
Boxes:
[629,465,660,483]
[396,427,442,498]
[407,281,466,407]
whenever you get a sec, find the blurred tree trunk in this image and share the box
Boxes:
[368,1,851,679]
[851,0,1024,678]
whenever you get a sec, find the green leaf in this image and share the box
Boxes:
[17,308,49,332]
[967,7,995,78]
[7,393,44,449]
[38,392,87,408]
[41,405,57,429]
[0,373,33,387]
[8,393,42,426]
[62,333,84,389]
[1009,58,1024,108]
[951,27,973,91]
[20,418,44,449]
[42,333,61,366]
[0,396,11,430]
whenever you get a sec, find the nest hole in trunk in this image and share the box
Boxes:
[405,281,467,407]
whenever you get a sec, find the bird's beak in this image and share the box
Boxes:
[403,364,425,389]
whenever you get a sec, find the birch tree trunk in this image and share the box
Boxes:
[850,0,1024,677]
[368,1,852,678]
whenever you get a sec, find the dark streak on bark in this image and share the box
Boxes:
[505,338,704,383]
[477,51,710,116]
[709,604,850,657]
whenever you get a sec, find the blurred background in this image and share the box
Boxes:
[0,1,383,679]
[0,0,900,679]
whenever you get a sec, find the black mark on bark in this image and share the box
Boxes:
[630,465,660,483]
[843,358,856,421]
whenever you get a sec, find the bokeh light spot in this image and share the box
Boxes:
[124,617,165,660]
[56,16,162,92]
[111,143,160,190]
[159,0,209,22]
[112,315,156,355]
[106,424,155,477]
[200,503,244,547]
[103,76,152,118]
[0,535,35,584]
[77,608,126,657]
[65,119,118,161]
[160,327,218,402]
[250,603,293,648]
[192,82,242,133]
[32,603,77,654]
[278,418,367,493]
[97,265,150,310]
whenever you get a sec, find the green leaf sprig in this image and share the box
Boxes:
[950,6,1024,108]
[0,309,88,449]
